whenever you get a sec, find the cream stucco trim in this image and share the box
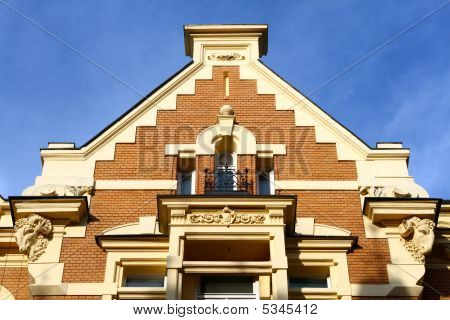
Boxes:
[0,198,13,228]
[289,288,339,300]
[351,284,423,297]
[28,283,118,296]
[295,218,352,237]
[0,285,15,300]
[0,253,28,267]
[286,242,353,300]
[275,180,358,190]
[35,26,422,205]
[165,123,287,157]
[101,216,160,235]
[95,179,177,190]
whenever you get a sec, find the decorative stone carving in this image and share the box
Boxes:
[22,184,93,197]
[399,217,435,263]
[207,52,245,61]
[219,104,234,115]
[189,206,265,226]
[14,214,53,262]
[359,185,420,198]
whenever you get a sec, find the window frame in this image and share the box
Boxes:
[256,170,275,195]
[176,170,196,195]
[288,276,331,289]
[197,276,259,300]
[124,275,167,288]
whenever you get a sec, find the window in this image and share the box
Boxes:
[177,171,195,195]
[124,275,165,288]
[257,170,274,195]
[215,152,237,192]
[177,157,196,195]
[197,276,258,300]
[289,277,330,289]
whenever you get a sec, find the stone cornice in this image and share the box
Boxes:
[9,196,89,224]
[157,194,297,235]
[362,197,441,225]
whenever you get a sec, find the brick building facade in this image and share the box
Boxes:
[0,25,448,300]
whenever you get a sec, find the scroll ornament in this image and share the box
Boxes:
[189,206,265,226]
[14,214,53,262]
[398,217,435,263]
[207,52,245,61]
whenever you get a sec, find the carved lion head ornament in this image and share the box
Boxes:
[14,214,53,262]
[399,217,435,263]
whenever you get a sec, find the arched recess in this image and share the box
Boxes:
[165,105,285,158]
[196,124,257,155]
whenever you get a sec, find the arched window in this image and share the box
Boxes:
[214,135,237,193]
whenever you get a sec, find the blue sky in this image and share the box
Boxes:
[0,0,449,198]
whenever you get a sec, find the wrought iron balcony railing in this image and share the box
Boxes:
[204,166,253,195]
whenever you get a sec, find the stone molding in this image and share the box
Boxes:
[189,206,265,226]
[359,184,426,198]
[207,52,245,61]
[22,184,93,197]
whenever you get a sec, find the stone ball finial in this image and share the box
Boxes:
[219,104,234,115]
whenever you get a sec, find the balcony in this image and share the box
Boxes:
[204,166,253,195]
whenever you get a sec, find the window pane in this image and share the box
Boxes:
[258,172,271,195]
[179,172,192,195]
[200,276,253,294]
[125,276,165,287]
[289,277,329,288]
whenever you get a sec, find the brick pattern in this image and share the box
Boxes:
[60,190,172,283]
[237,155,256,194]
[94,67,356,181]
[0,267,30,299]
[196,155,214,194]
[53,66,388,297]
[279,190,391,283]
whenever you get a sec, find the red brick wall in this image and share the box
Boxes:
[0,267,30,299]
[94,67,355,181]
[59,66,385,290]
[60,190,172,283]
[237,155,256,194]
[196,155,214,194]
[279,190,391,283]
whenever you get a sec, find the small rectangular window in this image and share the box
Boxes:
[200,276,253,294]
[125,276,165,288]
[257,171,274,195]
[177,171,195,195]
[289,277,330,289]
